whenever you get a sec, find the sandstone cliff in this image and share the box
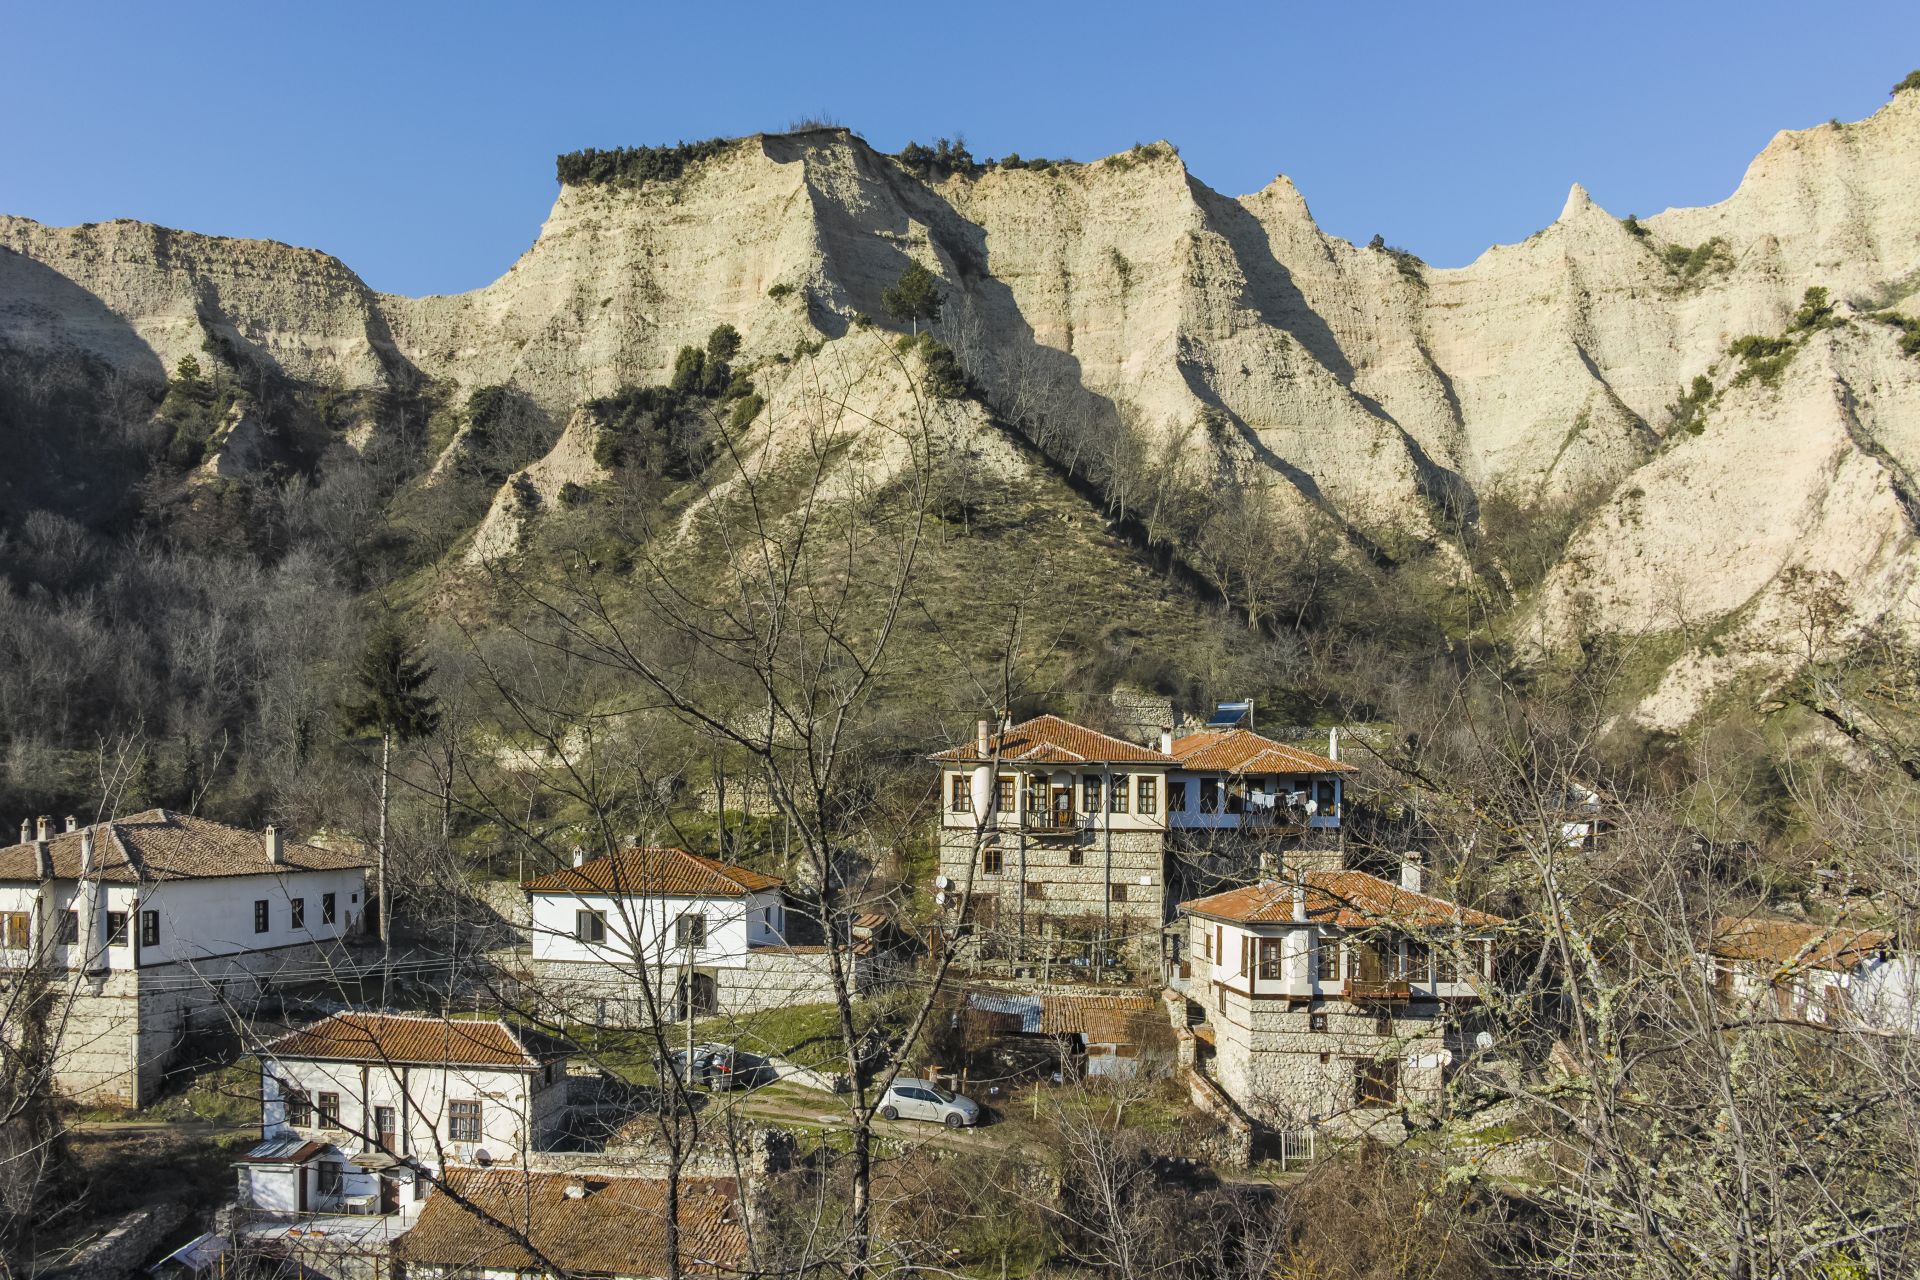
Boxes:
[4,93,1919,725]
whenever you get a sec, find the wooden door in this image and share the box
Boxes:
[1354,941,1385,984]
[1052,787,1073,826]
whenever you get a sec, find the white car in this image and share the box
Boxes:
[878,1078,981,1128]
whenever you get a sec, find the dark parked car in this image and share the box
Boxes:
[664,1043,763,1090]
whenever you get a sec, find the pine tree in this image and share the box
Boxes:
[344,625,440,963]
[882,262,943,335]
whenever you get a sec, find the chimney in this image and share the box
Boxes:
[18,819,29,845]
[65,815,78,833]
[571,846,587,868]
[1327,729,1339,762]
[1400,852,1423,895]
[80,828,96,875]
[265,825,284,865]
[976,718,992,756]
[563,1182,590,1200]
[34,836,52,880]
[1292,881,1308,923]
[36,816,51,843]
[1159,730,1173,755]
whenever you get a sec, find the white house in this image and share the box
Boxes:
[1707,916,1918,1031]
[0,810,372,1104]
[1164,727,1353,837]
[241,1012,573,1216]
[520,846,873,1023]
[1172,866,1505,1130]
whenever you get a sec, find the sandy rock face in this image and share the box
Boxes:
[5,97,1920,723]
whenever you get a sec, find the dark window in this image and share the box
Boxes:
[1355,1059,1398,1106]
[982,845,1003,875]
[1258,938,1284,980]
[253,900,270,933]
[575,910,607,944]
[675,913,707,949]
[1082,776,1102,812]
[1316,934,1340,982]
[950,774,971,812]
[1110,883,1129,903]
[140,910,160,947]
[322,893,336,925]
[1024,881,1044,900]
[106,912,129,946]
[290,898,305,930]
[1109,775,1130,813]
[1315,779,1338,816]
[1137,777,1158,816]
[1068,844,1085,866]
[1309,1011,1329,1033]
[995,775,1015,814]
[284,1087,312,1128]
[448,1100,482,1143]
[1435,945,1460,983]
[1169,781,1188,812]
[317,1092,342,1128]
[2,913,30,950]
[317,1163,344,1198]
[1200,778,1220,813]
[59,911,79,945]
[375,1105,397,1150]
[1405,941,1431,984]
[1375,1012,1392,1036]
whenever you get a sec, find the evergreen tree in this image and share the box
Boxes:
[882,262,943,335]
[344,624,441,961]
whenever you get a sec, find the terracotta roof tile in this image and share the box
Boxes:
[0,810,370,885]
[1168,728,1355,775]
[522,847,783,897]
[1710,916,1894,973]
[262,1013,569,1071]
[394,1168,746,1276]
[1179,871,1504,930]
[1039,993,1161,1043]
[930,714,1176,766]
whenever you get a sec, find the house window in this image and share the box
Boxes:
[284,1087,312,1128]
[1375,1011,1393,1036]
[1473,939,1493,979]
[675,913,707,950]
[1355,1059,1399,1107]
[317,1163,344,1198]
[290,898,306,930]
[1309,1011,1329,1033]
[1316,934,1340,983]
[1435,945,1460,984]
[950,774,971,812]
[1109,775,1130,814]
[1169,781,1187,812]
[322,893,336,925]
[1315,779,1338,817]
[253,900,270,934]
[1405,941,1431,984]
[106,912,128,946]
[1110,882,1129,903]
[575,910,607,944]
[59,911,80,945]
[1200,778,1220,813]
[375,1105,397,1151]
[317,1092,342,1128]
[1137,777,1158,816]
[140,911,160,947]
[1024,881,1045,901]
[1082,775,1102,812]
[2,913,30,950]
[448,1100,482,1143]
[1068,844,1085,867]
[982,845,1003,875]
[1258,938,1283,980]
[995,775,1015,814]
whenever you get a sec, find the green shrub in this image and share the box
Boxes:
[555,138,734,187]
[1893,70,1920,96]
[920,341,968,400]
[1790,286,1835,332]
[1667,374,1714,436]
[706,324,742,363]
[766,283,795,300]
[897,137,977,180]
[1621,214,1649,238]
[589,332,756,477]
[557,481,592,507]
[727,392,764,431]
[1728,334,1796,388]
[1877,312,1920,357]
[1660,237,1734,284]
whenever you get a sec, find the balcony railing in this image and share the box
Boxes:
[1344,978,1412,1003]
[1020,812,1087,835]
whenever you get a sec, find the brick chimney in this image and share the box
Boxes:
[265,825,284,865]
[976,718,992,756]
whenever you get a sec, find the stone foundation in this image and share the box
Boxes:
[514,948,883,1028]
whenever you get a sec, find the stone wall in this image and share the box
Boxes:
[516,947,880,1028]
[939,828,1167,924]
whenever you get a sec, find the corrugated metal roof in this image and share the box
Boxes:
[239,1136,329,1164]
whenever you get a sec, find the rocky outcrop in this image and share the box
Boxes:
[5,95,1920,724]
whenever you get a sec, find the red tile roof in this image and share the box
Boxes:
[1040,993,1163,1043]
[1168,728,1354,775]
[261,1013,568,1071]
[1179,871,1504,930]
[393,1168,746,1276]
[1710,916,1894,973]
[0,810,370,884]
[522,847,783,897]
[930,714,1176,766]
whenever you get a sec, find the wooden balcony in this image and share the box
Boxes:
[1344,978,1412,1003]
[1020,813,1086,837]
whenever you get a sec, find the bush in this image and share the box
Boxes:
[727,392,764,431]
[555,138,734,188]
[920,341,968,400]
[557,481,591,507]
[1667,374,1714,436]
[1660,236,1733,284]
[1790,285,1835,332]
[1728,334,1796,388]
[897,137,977,180]
[1621,214,1649,238]
[766,283,795,300]
[1893,69,1920,96]
[1876,311,1920,357]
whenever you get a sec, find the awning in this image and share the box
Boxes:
[237,1136,328,1165]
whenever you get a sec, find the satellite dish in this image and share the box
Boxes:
[1474,1032,1494,1051]
[473,1148,493,1166]
[933,875,950,889]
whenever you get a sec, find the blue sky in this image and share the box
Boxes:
[3,1,1915,296]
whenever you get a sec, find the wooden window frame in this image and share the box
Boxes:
[375,1105,398,1151]
[2,912,30,950]
[1024,881,1045,901]
[448,1099,483,1143]
[1137,776,1158,816]
[982,845,1003,875]
[1316,932,1340,983]
[59,911,80,945]
[675,912,707,950]
[950,774,971,813]
[1309,1010,1329,1033]
[995,775,1015,815]
[575,909,607,944]
[253,900,270,934]
[140,910,160,947]
[284,1087,312,1128]
[322,893,336,925]
[1110,882,1129,903]
[290,898,306,930]
[1068,844,1085,866]
[106,911,129,947]
[1257,937,1284,980]
[1082,775,1102,812]
[317,1091,342,1129]
[1354,1059,1399,1107]
[1109,774,1130,814]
